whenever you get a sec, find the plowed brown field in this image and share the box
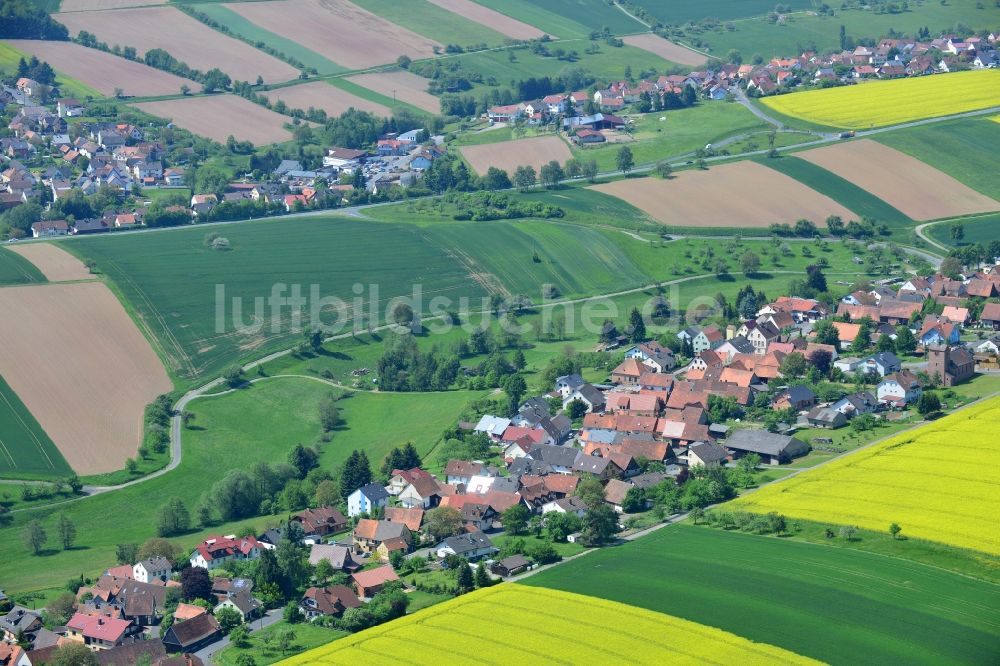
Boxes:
[426,0,544,39]
[7,243,95,282]
[623,34,707,66]
[460,135,573,176]
[133,95,295,145]
[346,70,439,113]
[266,81,390,117]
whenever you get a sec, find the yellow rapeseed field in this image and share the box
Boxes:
[279,585,818,665]
[734,397,1000,554]
[762,69,1000,129]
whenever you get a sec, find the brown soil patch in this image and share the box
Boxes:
[266,80,389,118]
[224,0,440,69]
[55,6,299,84]
[7,243,95,282]
[591,161,857,228]
[5,40,201,98]
[623,34,707,67]
[346,70,439,113]
[0,282,172,474]
[460,135,573,176]
[425,0,544,40]
[133,96,294,145]
[798,139,1000,220]
[58,0,164,11]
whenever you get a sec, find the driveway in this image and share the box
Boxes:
[194,608,283,665]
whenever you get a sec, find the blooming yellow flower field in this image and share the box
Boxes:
[762,70,1000,129]
[279,585,818,665]
[733,397,1000,554]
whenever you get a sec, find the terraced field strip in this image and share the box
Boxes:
[7,242,97,282]
[345,70,439,114]
[733,397,1000,554]
[264,80,390,118]
[0,247,46,286]
[623,33,707,67]
[280,584,818,665]
[526,524,1000,665]
[424,0,544,39]
[459,135,573,175]
[132,95,296,145]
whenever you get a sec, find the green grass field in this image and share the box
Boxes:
[0,248,46,285]
[185,3,346,76]
[324,77,431,117]
[632,0,815,23]
[759,154,913,228]
[0,42,101,100]
[875,116,1000,201]
[525,523,1000,665]
[0,376,72,480]
[215,621,348,666]
[0,377,477,595]
[672,0,998,60]
[467,0,599,39]
[516,0,646,34]
[927,213,1000,247]
[351,0,512,47]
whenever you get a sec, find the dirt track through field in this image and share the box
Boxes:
[0,282,172,474]
[460,135,573,176]
[7,243,95,282]
[346,70,439,113]
[5,39,200,98]
[623,34,707,66]
[798,139,1000,220]
[55,6,299,84]
[133,96,295,145]
[225,0,440,70]
[267,81,390,117]
[425,0,544,39]
[591,161,857,228]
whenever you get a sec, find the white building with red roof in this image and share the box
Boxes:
[189,535,262,570]
[65,613,134,650]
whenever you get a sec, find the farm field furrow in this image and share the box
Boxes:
[264,81,390,118]
[733,397,1000,554]
[54,6,300,84]
[280,585,818,665]
[345,70,440,114]
[132,95,296,145]
[623,33,707,67]
[798,139,1000,220]
[2,40,201,97]
[459,135,573,175]
[526,524,1000,665]
[224,0,440,70]
[465,0,619,38]
[591,161,857,228]
[761,69,1000,129]
[423,0,544,40]
[0,247,46,285]
[0,375,72,480]
[352,0,518,45]
[0,282,172,475]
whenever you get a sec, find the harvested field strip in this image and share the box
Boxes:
[623,33,707,67]
[0,375,72,479]
[281,585,817,665]
[133,95,295,145]
[59,0,163,9]
[345,70,439,114]
[0,282,172,475]
[798,139,1000,220]
[508,0,643,35]
[7,242,96,282]
[225,0,440,70]
[3,39,200,97]
[353,0,515,44]
[264,80,389,118]
[733,397,1000,554]
[0,247,46,285]
[761,69,1000,129]
[459,135,573,175]
[759,155,911,226]
[55,6,299,84]
[591,161,858,228]
[0,41,101,100]
[526,524,1000,665]
[423,0,543,40]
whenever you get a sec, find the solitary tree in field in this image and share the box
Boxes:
[23,519,47,555]
[950,222,965,242]
[839,525,857,541]
[57,514,76,550]
[740,250,761,276]
[889,523,902,540]
[581,159,598,182]
[616,146,634,174]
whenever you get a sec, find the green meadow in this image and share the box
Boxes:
[926,213,1000,247]
[351,0,511,47]
[0,376,72,480]
[0,248,46,285]
[632,0,815,24]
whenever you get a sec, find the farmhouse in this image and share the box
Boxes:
[300,585,362,619]
[189,535,261,570]
[352,565,400,599]
[64,613,136,650]
[434,531,497,561]
[724,430,809,465]
[30,220,69,238]
[161,613,221,653]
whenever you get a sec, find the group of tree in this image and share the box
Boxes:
[0,0,69,40]
[375,334,461,392]
[22,514,76,555]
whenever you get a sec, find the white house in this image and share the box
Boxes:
[189,535,262,570]
[876,371,922,406]
[347,483,389,517]
[473,415,510,441]
[555,374,585,399]
[434,532,497,561]
[132,557,171,584]
[398,476,443,509]
[540,497,587,517]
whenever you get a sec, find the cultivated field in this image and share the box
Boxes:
[762,70,1000,129]
[527,524,1000,665]
[734,398,1000,554]
[0,247,45,285]
[459,135,573,176]
[0,375,72,480]
[265,81,389,118]
[632,0,814,23]
[59,0,164,9]
[283,584,817,665]
[133,96,295,145]
[426,0,544,39]
[0,282,171,474]
[7,242,96,282]
[55,6,299,84]
[225,0,440,70]
[346,70,441,114]
[592,161,857,228]
[798,139,1000,220]
[4,40,200,97]
[623,33,707,67]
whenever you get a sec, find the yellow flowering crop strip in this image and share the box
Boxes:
[279,585,819,665]
[733,397,1000,554]
[762,70,1000,129]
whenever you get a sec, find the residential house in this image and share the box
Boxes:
[527,444,581,474]
[772,385,817,411]
[927,344,975,386]
[347,483,390,517]
[308,544,361,573]
[610,358,645,385]
[0,607,42,643]
[190,194,217,216]
[724,429,809,465]
[173,604,206,622]
[444,460,485,487]
[877,371,923,406]
[132,557,171,584]
[189,535,261,570]
[738,320,781,355]
[387,467,432,495]
[352,519,411,554]
[919,318,960,346]
[541,496,588,517]
[300,585,361,620]
[571,454,624,481]
[292,506,347,537]
[398,475,448,509]
[832,391,879,417]
[64,614,135,651]
[490,554,532,577]
[980,303,1000,330]
[376,537,410,562]
[161,613,220,653]
[352,565,399,599]
[563,384,605,413]
[624,341,676,372]
[30,220,69,238]
[806,406,847,429]
[687,441,728,467]
[473,415,511,440]
[859,352,902,377]
[383,506,424,533]
[434,532,497,561]
[214,590,261,622]
[692,325,724,353]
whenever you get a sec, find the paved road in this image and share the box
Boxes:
[194,608,283,665]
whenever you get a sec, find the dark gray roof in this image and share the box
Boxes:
[356,483,389,502]
[688,442,728,464]
[528,444,581,468]
[725,429,809,458]
[508,457,552,477]
[1,606,41,634]
[784,385,817,403]
[631,472,670,489]
[437,531,495,555]
[573,455,611,474]
[574,384,605,406]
